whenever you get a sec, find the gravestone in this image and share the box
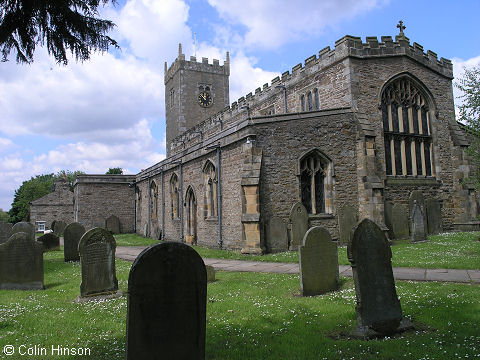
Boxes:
[338,204,358,244]
[206,265,216,282]
[53,220,67,236]
[425,198,442,235]
[63,222,85,262]
[126,242,207,360]
[78,228,118,297]
[299,226,338,296]
[289,202,309,250]
[50,220,56,232]
[152,225,161,240]
[0,232,44,290]
[105,215,121,234]
[37,232,60,251]
[409,191,425,224]
[391,203,409,239]
[348,219,411,337]
[411,201,426,242]
[11,221,35,240]
[384,201,394,239]
[266,216,288,252]
[0,222,13,244]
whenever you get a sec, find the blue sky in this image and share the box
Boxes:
[1,0,479,211]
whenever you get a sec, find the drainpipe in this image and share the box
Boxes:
[206,143,222,248]
[147,175,151,237]
[161,168,165,240]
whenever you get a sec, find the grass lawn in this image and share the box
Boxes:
[0,251,479,359]
[115,231,480,270]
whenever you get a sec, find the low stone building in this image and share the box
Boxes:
[29,179,74,231]
[73,175,136,233]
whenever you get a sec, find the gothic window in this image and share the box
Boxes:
[299,150,332,214]
[150,180,158,220]
[203,160,217,218]
[307,91,313,111]
[301,95,306,111]
[314,88,319,110]
[170,173,179,219]
[381,77,434,177]
[185,186,197,238]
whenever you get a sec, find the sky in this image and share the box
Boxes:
[1,0,479,212]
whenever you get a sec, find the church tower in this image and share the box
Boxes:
[164,44,230,156]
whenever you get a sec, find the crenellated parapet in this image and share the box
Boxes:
[164,43,230,84]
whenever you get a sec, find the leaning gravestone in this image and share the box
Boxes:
[126,242,207,360]
[78,228,118,297]
[266,216,288,252]
[63,222,85,262]
[289,202,309,250]
[53,220,67,236]
[37,232,60,251]
[299,226,338,296]
[0,222,13,244]
[348,219,412,337]
[425,198,442,235]
[11,221,35,240]
[0,232,44,290]
[338,204,358,244]
[391,203,410,239]
[411,201,426,242]
[105,215,121,234]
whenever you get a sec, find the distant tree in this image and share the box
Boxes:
[8,170,85,223]
[0,208,8,222]
[0,0,118,64]
[106,167,123,174]
[456,66,480,187]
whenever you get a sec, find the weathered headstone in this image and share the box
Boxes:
[63,222,85,262]
[152,225,161,240]
[348,219,412,338]
[425,198,442,235]
[50,220,56,232]
[384,201,394,239]
[105,215,121,234]
[0,232,44,290]
[0,222,13,244]
[338,204,358,244]
[37,232,60,251]
[78,228,118,297]
[11,221,35,240]
[409,191,425,224]
[289,202,309,250]
[411,201,426,242]
[391,203,410,239]
[126,242,207,360]
[299,226,338,296]
[266,216,288,252]
[53,220,67,236]
[206,265,216,282]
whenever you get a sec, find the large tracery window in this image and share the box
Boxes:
[382,77,434,177]
[300,151,330,214]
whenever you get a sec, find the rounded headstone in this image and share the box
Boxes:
[289,201,309,250]
[63,222,85,262]
[37,232,60,251]
[11,222,35,241]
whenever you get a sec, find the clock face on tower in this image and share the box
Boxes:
[198,91,213,108]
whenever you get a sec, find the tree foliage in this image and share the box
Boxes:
[8,170,84,223]
[456,65,480,186]
[106,167,123,174]
[0,208,8,222]
[0,0,118,64]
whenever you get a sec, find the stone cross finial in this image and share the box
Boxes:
[397,20,406,35]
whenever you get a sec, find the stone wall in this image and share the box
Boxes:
[73,175,136,233]
[29,179,74,230]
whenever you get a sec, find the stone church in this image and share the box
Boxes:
[31,25,479,253]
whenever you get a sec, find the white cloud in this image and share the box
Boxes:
[207,0,385,50]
